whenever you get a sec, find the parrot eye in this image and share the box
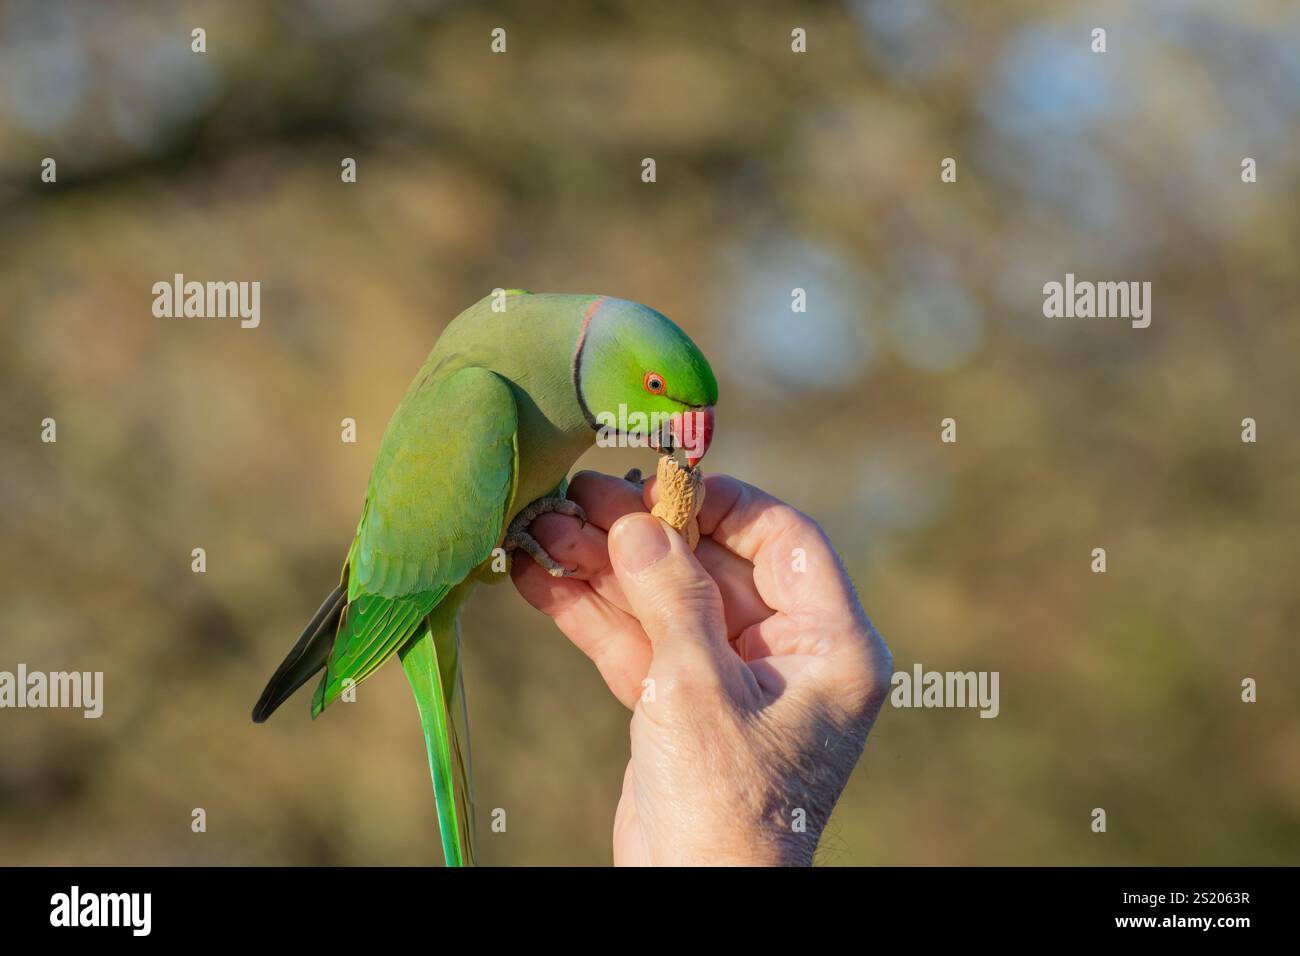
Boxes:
[643,371,666,395]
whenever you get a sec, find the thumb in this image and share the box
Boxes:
[607,512,731,675]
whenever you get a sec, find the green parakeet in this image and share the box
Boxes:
[252,291,717,866]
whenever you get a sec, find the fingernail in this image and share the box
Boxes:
[611,514,671,574]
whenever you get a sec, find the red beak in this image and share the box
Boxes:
[673,406,714,469]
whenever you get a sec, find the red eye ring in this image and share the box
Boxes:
[643,371,666,395]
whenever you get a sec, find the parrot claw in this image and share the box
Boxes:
[623,467,644,485]
[503,496,587,576]
[508,495,587,530]
[505,530,575,577]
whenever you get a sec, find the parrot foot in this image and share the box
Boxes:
[504,497,587,577]
[623,467,644,484]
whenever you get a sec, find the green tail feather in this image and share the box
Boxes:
[399,606,476,867]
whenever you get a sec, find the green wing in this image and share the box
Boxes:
[309,366,517,867]
[310,365,519,715]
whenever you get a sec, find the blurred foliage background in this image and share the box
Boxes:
[2,0,1298,866]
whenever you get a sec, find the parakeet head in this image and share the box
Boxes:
[575,297,718,467]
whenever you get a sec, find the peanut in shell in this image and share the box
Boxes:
[651,454,705,550]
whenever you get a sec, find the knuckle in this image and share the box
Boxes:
[566,470,602,500]
[832,627,893,715]
[643,567,722,629]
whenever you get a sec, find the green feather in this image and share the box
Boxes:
[400,589,475,867]
[309,366,520,863]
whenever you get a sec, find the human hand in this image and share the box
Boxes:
[511,470,892,866]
